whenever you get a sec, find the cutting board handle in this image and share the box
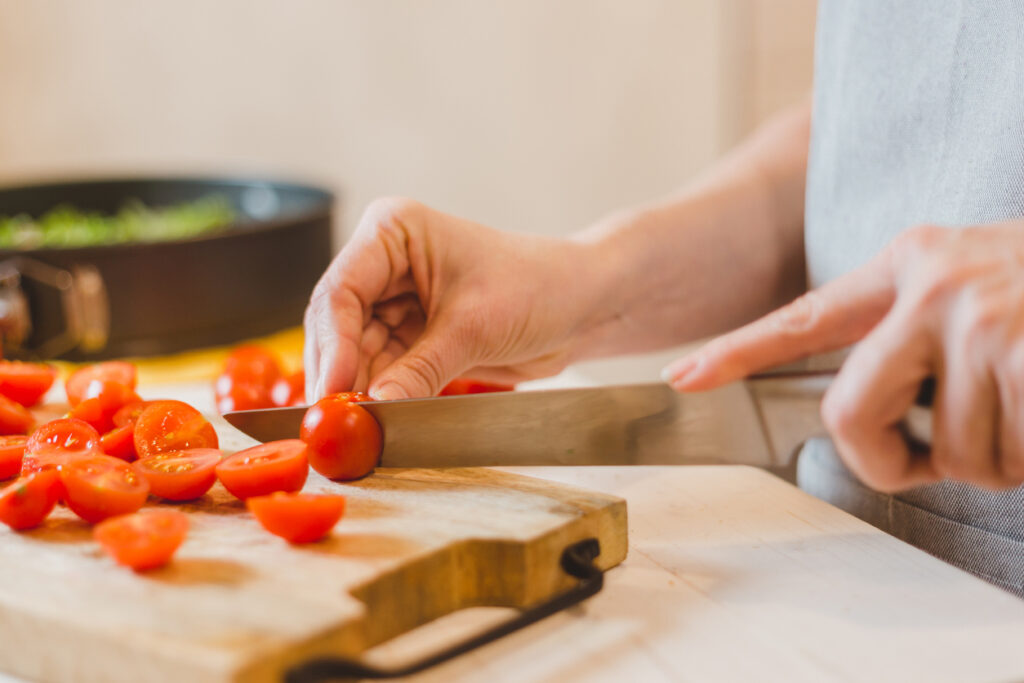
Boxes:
[285,538,604,682]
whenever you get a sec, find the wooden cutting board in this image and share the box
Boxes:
[0,419,627,683]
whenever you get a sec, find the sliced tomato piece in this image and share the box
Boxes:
[271,370,306,407]
[65,361,137,407]
[0,470,61,530]
[0,394,33,435]
[135,448,220,501]
[223,345,282,390]
[94,510,188,571]
[0,362,57,407]
[439,378,515,396]
[133,400,218,459]
[22,418,102,477]
[112,400,152,428]
[67,397,115,434]
[100,425,137,462]
[60,454,149,523]
[248,492,345,543]
[215,440,308,500]
[214,373,273,413]
[0,435,27,480]
[300,395,382,480]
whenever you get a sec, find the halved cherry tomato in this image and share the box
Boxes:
[60,454,149,523]
[22,418,102,476]
[135,448,220,501]
[0,470,61,530]
[0,362,57,407]
[223,345,282,389]
[248,492,346,543]
[0,435,27,479]
[68,397,115,434]
[439,379,515,396]
[0,394,33,435]
[65,361,137,407]
[112,401,152,428]
[271,370,305,407]
[214,373,273,413]
[215,439,308,500]
[300,394,382,480]
[100,425,137,462]
[69,379,142,433]
[94,510,188,571]
[133,400,218,459]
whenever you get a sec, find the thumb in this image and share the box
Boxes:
[367,328,467,400]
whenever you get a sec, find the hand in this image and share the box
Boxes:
[664,222,1024,492]
[304,198,613,401]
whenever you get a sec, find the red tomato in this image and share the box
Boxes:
[65,361,137,407]
[112,400,152,428]
[223,345,282,389]
[300,395,382,480]
[94,510,188,571]
[22,418,102,476]
[60,454,149,523]
[0,435,27,480]
[439,378,515,396]
[67,397,115,434]
[99,425,137,462]
[0,394,33,435]
[248,492,346,543]
[135,449,220,501]
[271,370,305,407]
[0,470,61,530]
[133,400,218,459]
[215,440,308,500]
[214,373,273,413]
[0,362,57,407]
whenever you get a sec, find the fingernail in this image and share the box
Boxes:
[370,382,406,401]
[661,356,701,384]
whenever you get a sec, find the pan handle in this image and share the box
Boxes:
[284,538,604,682]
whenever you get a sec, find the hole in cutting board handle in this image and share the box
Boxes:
[284,538,604,682]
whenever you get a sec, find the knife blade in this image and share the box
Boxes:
[222,371,933,468]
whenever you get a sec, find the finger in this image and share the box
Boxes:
[994,350,1024,486]
[367,318,468,400]
[822,304,941,492]
[666,252,898,391]
[931,353,1001,488]
[374,294,423,329]
[368,338,409,380]
[303,302,321,402]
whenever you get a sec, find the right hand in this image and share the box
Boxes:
[304,198,614,401]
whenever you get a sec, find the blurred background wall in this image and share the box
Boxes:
[0,0,816,245]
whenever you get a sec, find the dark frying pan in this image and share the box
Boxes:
[0,177,334,361]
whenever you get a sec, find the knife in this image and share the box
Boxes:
[223,371,933,468]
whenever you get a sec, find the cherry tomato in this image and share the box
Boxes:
[60,454,149,523]
[0,361,57,407]
[0,470,61,530]
[0,394,33,435]
[133,400,218,459]
[300,395,382,480]
[135,448,220,501]
[247,492,346,543]
[112,400,152,428]
[271,370,305,407]
[223,345,282,390]
[99,425,137,462]
[22,418,102,476]
[0,435,27,480]
[439,379,515,396]
[214,373,273,413]
[65,361,137,407]
[215,439,308,500]
[94,510,188,571]
[67,397,115,434]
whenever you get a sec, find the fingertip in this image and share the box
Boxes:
[369,382,408,401]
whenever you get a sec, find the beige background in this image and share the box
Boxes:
[0,0,815,244]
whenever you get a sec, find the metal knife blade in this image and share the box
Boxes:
[222,372,932,468]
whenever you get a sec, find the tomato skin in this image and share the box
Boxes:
[215,440,309,500]
[248,492,346,543]
[271,370,305,407]
[0,362,57,407]
[23,418,102,477]
[439,379,515,396]
[223,345,282,389]
[66,361,137,407]
[133,400,218,459]
[214,373,273,413]
[67,397,115,434]
[0,470,61,530]
[94,510,188,571]
[300,395,382,480]
[0,394,33,435]
[100,425,137,462]
[60,454,149,523]
[0,435,27,480]
[135,449,220,501]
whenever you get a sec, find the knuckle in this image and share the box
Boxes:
[363,196,422,226]
[890,224,946,258]
[821,388,858,441]
[400,349,448,395]
[772,291,823,335]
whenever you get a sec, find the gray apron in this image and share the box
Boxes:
[800,0,1024,596]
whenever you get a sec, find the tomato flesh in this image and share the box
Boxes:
[136,448,221,501]
[215,439,308,500]
[66,361,137,407]
[94,510,188,571]
[300,395,382,480]
[0,435,27,480]
[0,362,57,407]
[112,401,152,428]
[248,492,345,543]
[60,454,149,523]
[0,471,61,530]
[0,394,33,435]
[23,418,102,476]
[100,425,137,462]
[133,400,218,459]
[439,379,515,396]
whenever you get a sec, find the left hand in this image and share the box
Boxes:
[663,221,1024,492]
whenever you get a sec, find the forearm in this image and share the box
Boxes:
[570,99,811,359]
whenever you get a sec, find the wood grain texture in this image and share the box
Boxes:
[0,419,627,683]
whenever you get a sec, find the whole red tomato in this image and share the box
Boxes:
[300,394,382,480]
